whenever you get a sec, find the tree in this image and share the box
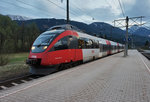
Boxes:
[145,40,149,47]
[0,14,40,53]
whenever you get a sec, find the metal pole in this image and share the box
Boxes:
[124,16,129,57]
[66,0,69,24]
[132,34,134,49]
[110,27,113,40]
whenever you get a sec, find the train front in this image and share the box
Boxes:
[26,29,64,75]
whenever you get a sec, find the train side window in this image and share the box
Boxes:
[78,38,85,49]
[93,40,96,48]
[106,45,109,51]
[106,45,108,51]
[89,39,93,48]
[100,44,103,52]
[84,38,92,48]
[102,44,105,52]
[97,41,99,48]
[84,38,89,48]
[103,44,106,52]
[54,36,68,51]
[93,40,98,48]
[68,36,78,49]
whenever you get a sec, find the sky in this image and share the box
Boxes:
[0,0,150,25]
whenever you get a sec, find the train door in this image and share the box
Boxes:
[48,35,78,65]
[117,43,119,52]
[68,35,78,62]
[101,39,107,56]
[99,41,103,57]
[106,40,111,55]
[49,36,70,65]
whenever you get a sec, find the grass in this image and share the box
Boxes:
[0,52,30,81]
[8,53,29,64]
[0,64,29,81]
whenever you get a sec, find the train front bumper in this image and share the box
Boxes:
[26,58,41,65]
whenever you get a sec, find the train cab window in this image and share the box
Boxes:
[53,36,68,51]
[32,34,56,53]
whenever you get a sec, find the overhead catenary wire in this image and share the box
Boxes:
[120,0,126,13]
[105,0,114,8]
[45,0,87,23]
[0,0,89,23]
[46,0,87,22]
[135,16,150,29]
[15,0,66,18]
[46,0,66,11]
[143,17,150,23]
[70,1,94,20]
[117,0,125,17]
[0,0,44,17]
[0,0,28,10]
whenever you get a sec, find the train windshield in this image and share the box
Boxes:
[31,30,64,53]
[33,30,64,46]
[31,34,56,53]
[33,34,55,46]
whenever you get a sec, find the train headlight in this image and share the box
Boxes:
[43,46,48,50]
[31,46,35,50]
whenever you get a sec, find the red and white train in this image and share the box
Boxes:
[26,24,124,74]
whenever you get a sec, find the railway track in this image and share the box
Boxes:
[0,74,45,91]
[0,63,78,91]
[138,49,150,60]
[0,54,117,91]
[140,52,150,60]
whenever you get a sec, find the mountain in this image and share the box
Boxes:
[7,14,31,21]
[128,25,150,47]
[133,27,150,37]
[14,18,150,47]
[88,22,125,39]
[16,19,126,42]
[129,25,150,37]
[129,25,140,33]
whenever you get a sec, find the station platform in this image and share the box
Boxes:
[1,50,150,102]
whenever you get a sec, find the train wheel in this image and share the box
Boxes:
[64,63,72,69]
[72,62,78,67]
[58,64,64,71]
[78,60,83,65]
[93,56,95,60]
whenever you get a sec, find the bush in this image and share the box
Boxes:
[0,64,29,81]
[0,54,9,66]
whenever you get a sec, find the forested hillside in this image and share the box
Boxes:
[0,14,40,53]
[0,14,40,65]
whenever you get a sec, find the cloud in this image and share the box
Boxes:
[0,0,150,25]
[125,0,150,17]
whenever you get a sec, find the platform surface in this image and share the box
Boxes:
[1,50,150,102]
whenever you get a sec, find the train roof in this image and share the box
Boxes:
[42,29,65,35]
[47,24,82,32]
[77,31,123,45]
[47,24,124,46]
